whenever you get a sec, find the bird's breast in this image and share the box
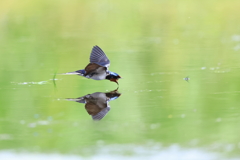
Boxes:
[90,72,107,80]
[86,67,107,80]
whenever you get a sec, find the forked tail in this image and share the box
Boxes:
[59,70,86,76]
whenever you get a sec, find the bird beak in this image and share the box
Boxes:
[110,79,119,85]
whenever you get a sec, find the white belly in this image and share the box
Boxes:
[87,67,107,80]
[91,72,107,80]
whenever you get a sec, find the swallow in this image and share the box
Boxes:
[66,46,121,84]
[66,89,121,121]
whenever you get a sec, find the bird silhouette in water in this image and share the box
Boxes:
[66,89,121,121]
[66,46,121,84]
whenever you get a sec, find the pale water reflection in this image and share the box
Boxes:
[0,144,239,160]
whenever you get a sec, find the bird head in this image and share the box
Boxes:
[106,71,121,84]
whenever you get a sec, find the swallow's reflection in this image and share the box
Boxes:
[67,89,121,121]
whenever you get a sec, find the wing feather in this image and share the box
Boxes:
[92,107,110,121]
[84,63,102,75]
[90,46,110,68]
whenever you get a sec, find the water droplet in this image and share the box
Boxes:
[231,35,240,41]
[28,123,36,128]
[34,114,40,119]
[48,116,53,121]
[210,67,215,70]
[38,121,49,125]
[20,120,25,124]
[48,128,53,133]
[33,132,39,137]
[150,123,160,129]
[216,118,222,122]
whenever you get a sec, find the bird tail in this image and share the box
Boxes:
[58,70,86,76]
[66,98,86,103]
[66,98,78,101]
[64,72,80,75]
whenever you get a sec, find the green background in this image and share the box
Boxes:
[0,0,240,159]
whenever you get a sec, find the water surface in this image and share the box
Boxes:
[1,0,240,159]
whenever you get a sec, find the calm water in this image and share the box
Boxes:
[1,0,240,159]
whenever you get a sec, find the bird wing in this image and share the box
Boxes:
[90,46,110,68]
[92,106,110,121]
[84,63,103,75]
[84,63,107,77]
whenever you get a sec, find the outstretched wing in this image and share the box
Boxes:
[92,107,110,121]
[90,46,110,68]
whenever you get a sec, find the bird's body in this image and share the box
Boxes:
[67,46,121,84]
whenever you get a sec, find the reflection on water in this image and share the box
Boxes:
[0,144,239,160]
[1,0,240,159]
[66,88,121,120]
